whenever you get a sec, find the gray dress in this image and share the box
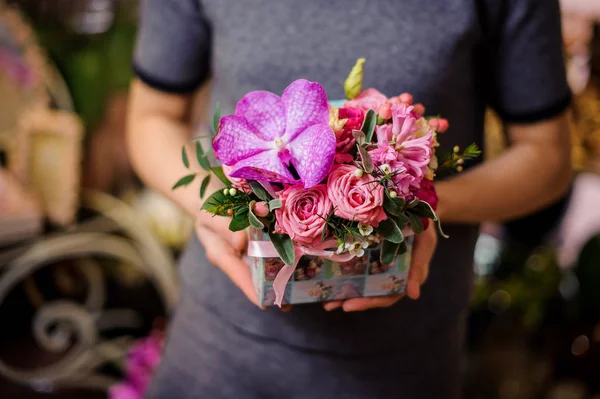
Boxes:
[133,0,571,397]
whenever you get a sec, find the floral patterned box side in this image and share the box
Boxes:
[247,228,412,306]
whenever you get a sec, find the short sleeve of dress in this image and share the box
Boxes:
[481,0,572,123]
[133,0,212,93]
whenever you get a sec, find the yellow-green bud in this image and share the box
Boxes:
[457,166,464,172]
[453,145,460,153]
[389,190,398,199]
[457,158,464,165]
[354,169,364,178]
[223,188,229,196]
[229,188,238,196]
[344,58,365,100]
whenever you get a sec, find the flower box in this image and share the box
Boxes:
[247,228,412,306]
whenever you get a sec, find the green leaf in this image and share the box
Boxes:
[268,231,295,265]
[361,109,377,142]
[407,197,420,208]
[201,190,227,212]
[412,200,437,220]
[210,166,231,187]
[248,180,271,201]
[181,146,190,168]
[381,240,400,265]
[357,145,374,173]
[394,213,410,230]
[200,174,211,198]
[434,218,449,239]
[248,201,265,229]
[383,193,400,216]
[172,173,196,190]
[406,212,424,234]
[268,198,283,211]
[213,103,221,134]
[398,240,408,255]
[376,218,404,244]
[195,141,211,171]
[229,212,250,232]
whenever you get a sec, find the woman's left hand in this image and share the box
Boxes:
[322,222,438,312]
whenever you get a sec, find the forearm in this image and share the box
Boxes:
[126,81,219,216]
[437,115,572,224]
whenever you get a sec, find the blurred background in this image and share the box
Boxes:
[0,0,598,398]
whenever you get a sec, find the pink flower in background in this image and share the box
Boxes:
[213,79,336,188]
[109,333,164,399]
[275,184,332,245]
[334,107,364,164]
[221,164,252,193]
[327,165,387,226]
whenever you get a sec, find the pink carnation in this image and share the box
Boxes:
[327,165,387,226]
[369,140,414,197]
[275,184,332,246]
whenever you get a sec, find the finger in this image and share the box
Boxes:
[342,295,403,312]
[323,300,343,311]
[197,213,248,253]
[198,225,259,307]
[407,226,437,300]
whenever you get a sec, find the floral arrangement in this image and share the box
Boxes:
[174,59,479,305]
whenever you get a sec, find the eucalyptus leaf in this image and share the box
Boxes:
[406,212,424,234]
[213,103,221,134]
[181,146,190,168]
[268,198,283,211]
[248,180,271,201]
[172,173,196,190]
[195,141,211,171]
[398,240,408,255]
[248,201,265,229]
[435,219,449,239]
[229,213,250,232]
[361,109,377,142]
[376,218,404,244]
[381,240,400,265]
[268,231,295,265]
[200,174,211,198]
[357,145,374,173]
[211,166,231,186]
[352,129,366,145]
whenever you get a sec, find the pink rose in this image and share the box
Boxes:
[345,88,388,113]
[327,164,387,226]
[275,184,332,245]
[221,164,252,193]
[334,107,364,164]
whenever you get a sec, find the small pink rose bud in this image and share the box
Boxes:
[399,93,413,104]
[378,103,392,120]
[436,118,449,132]
[413,103,425,116]
[253,201,270,217]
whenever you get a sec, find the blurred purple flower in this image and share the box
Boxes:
[109,383,140,399]
[213,79,336,188]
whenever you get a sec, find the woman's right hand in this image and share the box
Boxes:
[195,213,260,306]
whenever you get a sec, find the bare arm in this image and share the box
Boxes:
[126,79,218,216]
[437,112,572,223]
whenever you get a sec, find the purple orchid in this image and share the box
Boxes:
[213,79,336,188]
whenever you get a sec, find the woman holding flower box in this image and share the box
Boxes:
[126,0,572,397]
